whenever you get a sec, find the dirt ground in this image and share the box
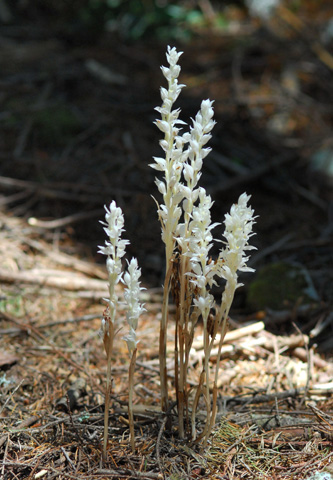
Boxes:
[0,2,333,479]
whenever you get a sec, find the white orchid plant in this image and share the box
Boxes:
[99,46,256,456]
[98,201,144,457]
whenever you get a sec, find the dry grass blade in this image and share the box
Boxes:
[208,417,333,479]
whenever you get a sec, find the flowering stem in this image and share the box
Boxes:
[203,314,211,425]
[102,314,115,461]
[190,309,211,441]
[160,259,173,413]
[103,362,111,460]
[128,348,137,453]
[177,253,190,438]
[205,381,218,447]
[121,257,144,451]
[191,369,204,440]
[201,314,230,447]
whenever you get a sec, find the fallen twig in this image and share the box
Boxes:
[96,469,163,479]
[28,209,103,229]
[156,415,168,479]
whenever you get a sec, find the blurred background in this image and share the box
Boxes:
[0,0,332,346]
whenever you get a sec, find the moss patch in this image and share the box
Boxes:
[33,104,81,147]
[247,262,317,310]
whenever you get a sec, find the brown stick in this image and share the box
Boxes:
[27,209,103,229]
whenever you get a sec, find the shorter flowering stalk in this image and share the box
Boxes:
[204,193,256,445]
[98,201,129,461]
[186,193,256,443]
[175,100,216,437]
[186,189,218,439]
[122,258,145,452]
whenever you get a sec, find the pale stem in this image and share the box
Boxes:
[159,259,173,413]
[203,382,218,448]
[202,293,234,446]
[182,294,195,423]
[177,253,190,438]
[174,306,179,411]
[203,313,211,434]
[103,328,114,461]
[128,348,137,453]
[191,369,205,440]
[213,309,230,392]
[191,310,210,441]
[103,360,111,460]
[178,321,185,439]
[214,289,234,389]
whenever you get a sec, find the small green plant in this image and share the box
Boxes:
[0,294,23,317]
[99,46,256,457]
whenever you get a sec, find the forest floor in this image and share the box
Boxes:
[0,2,333,479]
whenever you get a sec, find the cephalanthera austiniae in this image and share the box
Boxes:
[98,46,257,457]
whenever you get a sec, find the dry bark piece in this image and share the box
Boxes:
[56,379,87,412]
[0,351,19,369]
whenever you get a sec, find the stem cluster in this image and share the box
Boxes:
[150,46,257,443]
[98,46,257,458]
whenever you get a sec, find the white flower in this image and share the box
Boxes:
[123,326,139,355]
[187,99,216,173]
[123,258,146,331]
[211,193,257,328]
[193,293,214,321]
[183,189,219,323]
[106,256,123,283]
[149,46,188,257]
[98,201,129,262]
[150,157,167,172]
[187,189,218,271]
[98,201,129,322]
[218,193,256,279]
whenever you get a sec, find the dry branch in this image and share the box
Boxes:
[23,238,107,279]
[0,267,108,291]
[0,175,133,201]
[192,321,265,350]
